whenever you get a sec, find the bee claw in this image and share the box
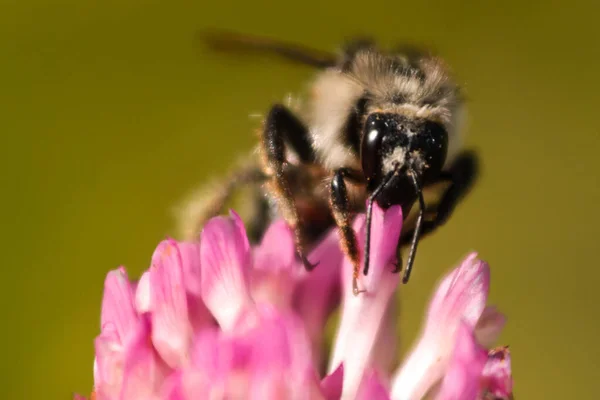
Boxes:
[352,277,366,296]
[392,257,403,273]
[300,254,319,271]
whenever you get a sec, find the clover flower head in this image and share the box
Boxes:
[79,205,513,400]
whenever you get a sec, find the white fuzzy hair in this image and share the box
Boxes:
[304,50,465,171]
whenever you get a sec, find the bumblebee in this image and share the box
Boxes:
[179,32,478,295]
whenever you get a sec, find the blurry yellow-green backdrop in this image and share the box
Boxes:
[2,0,599,398]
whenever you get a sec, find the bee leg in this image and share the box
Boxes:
[396,151,479,276]
[421,150,478,237]
[261,104,316,269]
[178,161,268,240]
[330,168,364,295]
[245,186,273,243]
[401,173,425,284]
[392,242,404,274]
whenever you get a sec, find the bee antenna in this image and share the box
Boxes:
[363,170,396,277]
[402,171,425,284]
[199,29,337,69]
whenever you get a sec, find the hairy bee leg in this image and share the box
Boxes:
[179,164,267,240]
[330,168,364,295]
[395,151,479,274]
[362,170,396,278]
[245,187,273,243]
[262,104,317,270]
[400,174,425,284]
[417,150,478,238]
[266,103,316,162]
[433,150,479,226]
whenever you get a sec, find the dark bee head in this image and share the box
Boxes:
[360,113,448,209]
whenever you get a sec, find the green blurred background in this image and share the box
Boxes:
[2,0,599,398]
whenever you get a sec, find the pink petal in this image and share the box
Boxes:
[475,306,507,348]
[217,305,321,399]
[359,204,403,294]
[186,292,215,334]
[135,271,151,313]
[391,254,490,400]
[426,253,489,330]
[137,243,212,340]
[253,219,296,273]
[94,328,124,399]
[482,347,513,399]
[190,327,220,372]
[390,338,442,400]
[320,364,344,400]
[149,239,193,368]
[293,226,343,365]
[233,305,313,374]
[435,322,488,400]
[161,369,212,400]
[120,317,169,400]
[100,267,138,344]
[248,371,324,400]
[162,329,221,400]
[177,241,202,297]
[330,204,403,399]
[95,268,139,398]
[200,211,253,330]
[244,309,322,400]
[356,369,391,400]
[371,299,399,374]
[251,220,298,307]
[161,370,188,400]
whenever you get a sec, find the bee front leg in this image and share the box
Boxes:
[397,150,479,277]
[419,150,478,238]
[430,151,479,229]
[261,104,317,269]
[330,168,364,295]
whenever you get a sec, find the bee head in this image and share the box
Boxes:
[360,112,448,208]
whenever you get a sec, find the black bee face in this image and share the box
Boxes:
[360,113,448,209]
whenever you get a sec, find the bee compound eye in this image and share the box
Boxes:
[415,120,448,174]
[361,114,385,182]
